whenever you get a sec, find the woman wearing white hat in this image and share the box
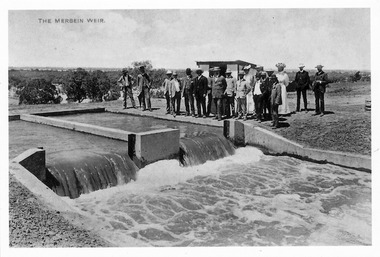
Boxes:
[275,63,290,115]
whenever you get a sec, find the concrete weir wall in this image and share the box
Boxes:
[129,129,180,167]
[12,148,46,181]
[17,110,180,168]
[20,113,131,141]
[224,120,371,172]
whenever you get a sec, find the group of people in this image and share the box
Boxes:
[118,63,329,129]
[117,65,153,111]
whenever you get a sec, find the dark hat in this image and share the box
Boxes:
[226,69,232,74]
[122,68,128,73]
[139,65,146,69]
[196,67,203,73]
[315,64,324,69]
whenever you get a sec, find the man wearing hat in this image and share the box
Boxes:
[206,68,214,117]
[137,65,152,111]
[224,69,236,118]
[253,71,269,122]
[181,68,195,116]
[117,68,136,109]
[211,67,227,121]
[294,63,310,112]
[235,70,250,121]
[169,72,182,117]
[263,69,274,120]
[193,67,208,118]
[162,70,173,114]
[312,65,329,116]
[270,74,282,129]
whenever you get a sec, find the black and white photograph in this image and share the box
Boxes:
[1,1,379,256]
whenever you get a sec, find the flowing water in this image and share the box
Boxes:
[63,147,371,246]
[46,150,138,199]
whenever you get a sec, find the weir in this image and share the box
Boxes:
[179,133,235,166]
[11,110,236,199]
[9,109,372,246]
[46,150,138,199]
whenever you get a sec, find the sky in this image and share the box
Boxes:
[8,8,371,70]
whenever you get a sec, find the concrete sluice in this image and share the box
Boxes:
[44,133,235,199]
[179,133,236,166]
[45,150,138,199]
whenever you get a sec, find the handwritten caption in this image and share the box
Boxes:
[38,18,105,23]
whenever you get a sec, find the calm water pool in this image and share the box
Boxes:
[56,112,223,137]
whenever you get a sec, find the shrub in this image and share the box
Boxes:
[63,68,89,103]
[18,79,62,105]
[85,70,111,102]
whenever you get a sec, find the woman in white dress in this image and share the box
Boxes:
[275,63,291,115]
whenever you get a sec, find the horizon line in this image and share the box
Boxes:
[8,66,371,72]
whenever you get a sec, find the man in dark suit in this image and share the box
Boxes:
[312,64,329,116]
[181,68,195,116]
[211,67,227,121]
[193,67,208,118]
[206,68,214,117]
[294,63,310,112]
[137,65,152,111]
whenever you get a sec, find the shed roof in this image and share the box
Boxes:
[195,60,256,67]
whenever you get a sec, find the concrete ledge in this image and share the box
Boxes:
[12,148,46,181]
[32,107,105,117]
[226,119,371,172]
[9,161,78,213]
[9,115,20,121]
[20,114,132,141]
[129,128,180,167]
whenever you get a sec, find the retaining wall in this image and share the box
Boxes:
[224,119,371,172]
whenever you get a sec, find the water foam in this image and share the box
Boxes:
[72,147,263,201]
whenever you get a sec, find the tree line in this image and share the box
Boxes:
[9,61,370,105]
[9,60,175,105]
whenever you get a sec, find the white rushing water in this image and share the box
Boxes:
[63,147,371,247]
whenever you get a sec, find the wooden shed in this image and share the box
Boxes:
[195,60,258,78]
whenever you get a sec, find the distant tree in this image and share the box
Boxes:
[350,71,362,82]
[64,68,89,103]
[85,70,111,102]
[18,79,62,105]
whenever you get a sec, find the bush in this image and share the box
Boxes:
[85,70,111,102]
[63,68,89,103]
[18,79,62,105]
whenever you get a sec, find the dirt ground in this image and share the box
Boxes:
[7,81,371,247]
